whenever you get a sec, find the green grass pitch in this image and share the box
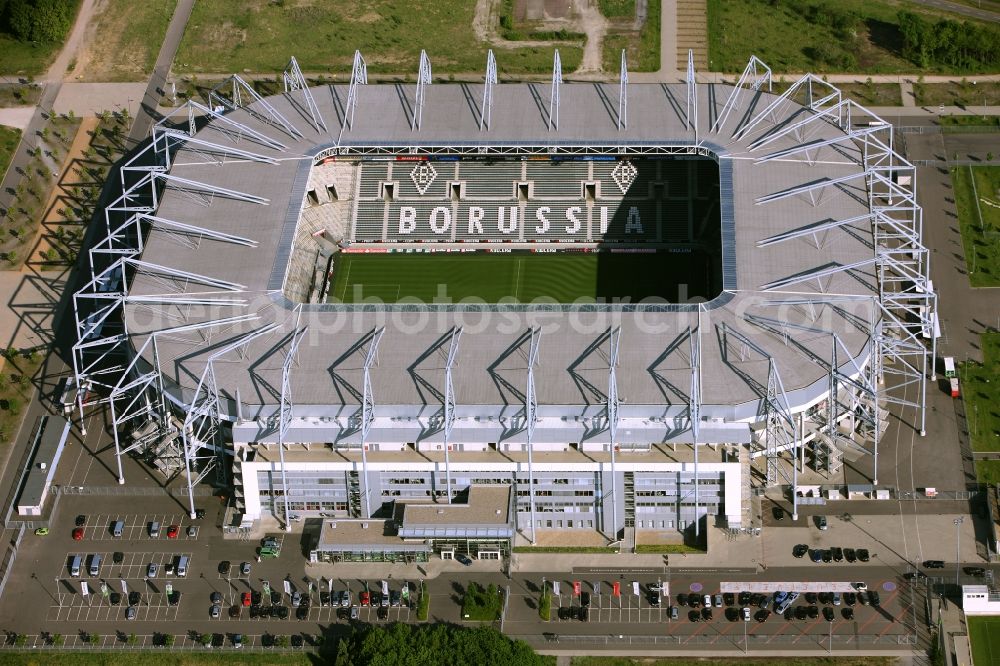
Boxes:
[327,251,716,304]
[968,615,1000,666]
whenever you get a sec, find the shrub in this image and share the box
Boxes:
[538,588,551,621]
[417,581,429,620]
[51,633,63,646]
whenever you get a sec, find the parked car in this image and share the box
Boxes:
[822,550,833,563]
[297,605,309,620]
[242,592,251,607]
[34,527,48,536]
[113,551,124,564]
[701,607,712,621]
[792,544,808,558]
[187,525,198,537]
[320,591,331,607]
[844,592,856,606]
[128,591,140,606]
[842,607,854,620]
[126,606,136,620]
[832,547,843,562]
[810,549,823,563]
[688,610,701,622]
[868,591,881,606]
[670,606,679,620]
[757,594,770,609]
[72,527,84,540]
[360,591,370,606]
[817,515,828,530]
[147,563,157,578]
[755,609,770,623]
[844,548,856,563]
[168,591,180,606]
[923,560,945,569]
[795,606,808,620]
[240,562,251,576]
[251,591,262,607]
[742,606,751,622]
[772,507,785,521]
[723,593,735,606]
[291,591,301,607]
[647,592,661,607]
[218,561,231,575]
[857,549,870,562]
[823,607,835,621]
[211,591,222,604]
[776,592,799,615]
[805,592,817,604]
[233,634,243,649]
[350,606,360,620]
[455,554,473,566]
[166,525,179,539]
[340,590,351,607]
[110,592,121,606]
[75,515,86,527]
[964,567,986,577]
[703,594,712,608]
[807,606,819,619]
[390,590,401,607]
[714,594,723,608]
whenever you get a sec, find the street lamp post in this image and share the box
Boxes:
[955,517,964,587]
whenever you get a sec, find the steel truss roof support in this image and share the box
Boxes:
[153,127,279,167]
[618,50,628,131]
[685,49,698,140]
[481,50,497,132]
[756,213,875,249]
[712,55,771,134]
[747,99,849,152]
[209,75,302,139]
[360,327,385,519]
[756,170,867,206]
[760,257,877,292]
[763,359,799,519]
[525,327,541,544]
[735,73,837,142]
[339,50,368,144]
[754,123,886,165]
[182,323,281,518]
[108,315,258,486]
[413,50,432,131]
[549,50,562,131]
[174,100,288,151]
[689,320,701,538]
[443,327,462,504]
[282,56,327,133]
[607,327,621,540]
[744,314,879,485]
[156,172,270,206]
[277,324,308,531]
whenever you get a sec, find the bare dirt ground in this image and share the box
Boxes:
[474,0,608,72]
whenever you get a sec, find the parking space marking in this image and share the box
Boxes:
[81,513,196,541]
[58,551,194,581]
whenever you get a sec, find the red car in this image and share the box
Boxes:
[241,592,251,607]
[360,591,370,606]
[166,525,179,539]
[72,527,84,541]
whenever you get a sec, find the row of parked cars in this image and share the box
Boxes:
[791,544,871,563]
[674,586,873,623]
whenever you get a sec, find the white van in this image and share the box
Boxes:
[88,553,102,577]
[69,555,82,577]
[112,520,124,538]
[176,555,189,578]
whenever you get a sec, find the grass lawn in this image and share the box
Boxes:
[915,81,1000,108]
[0,124,22,180]
[961,332,1000,458]
[461,582,503,621]
[328,251,714,304]
[0,655,312,666]
[951,165,1000,287]
[968,615,1000,666]
[72,0,177,81]
[0,353,47,451]
[572,658,896,666]
[939,115,1000,130]
[175,0,582,75]
[707,0,998,74]
[513,546,618,553]
[602,0,660,72]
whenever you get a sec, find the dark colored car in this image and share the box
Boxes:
[249,607,260,619]
[276,605,289,619]
[218,561,231,575]
[923,560,945,569]
[676,593,687,606]
[842,607,854,620]
[211,591,222,604]
[772,507,785,521]
[579,606,589,621]
[75,515,86,527]
[647,592,661,607]
[251,591,262,607]
[755,609,770,622]
[817,515,828,530]
[810,549,823,563]
[822,550,833,563]
[903,572,926,581]
[844,592,856,606]
[723,592,735,606]
[795,606,808,620]
[110,592,121,606]
[128,591,140,606]
[964,567,986,577]
[271,590,281,605]
[113,551,124,564]
[804,592,817,604]
[296,605,309,620]
[757,594,769,609]
[168,591,180,606]
[823,607,835,622]
[844,548,856,563]
[868,591,880,606]
[455,554,473,566]
[688,610,701,622]
[857,549,870,562]
[688,593,701,607]
[832,547,843,562]
[792,544,808,558]
[581,592,591,607]
[807,606,819,619]
[701,607,713,621]
[320,591,331,607]
[858,592,869,606]
[738,592,751,605]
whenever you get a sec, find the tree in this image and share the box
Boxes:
[127,632,137,645]
[51,633,63,646]
[274,634,289,648]
[14,634,26,647]
[162,633,174,647]
[345,624,546,666]
[199,633,211,647]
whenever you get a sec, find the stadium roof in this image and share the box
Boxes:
[124,81,880,433]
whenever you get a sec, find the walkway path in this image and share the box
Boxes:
[127,0,194,144]
[0,107,36,132]
[41,0,99,84]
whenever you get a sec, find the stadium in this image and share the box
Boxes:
[72,52,934,560]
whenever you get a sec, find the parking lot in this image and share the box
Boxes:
[59,550,194,580]
[77,513,196,541]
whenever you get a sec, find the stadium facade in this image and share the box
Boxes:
[72,53,935,559]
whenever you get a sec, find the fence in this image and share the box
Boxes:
[55,485,213,497]
[533,633,918,646]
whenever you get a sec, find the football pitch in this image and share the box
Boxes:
[327,252,717,304]
[968,615,1000,666]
